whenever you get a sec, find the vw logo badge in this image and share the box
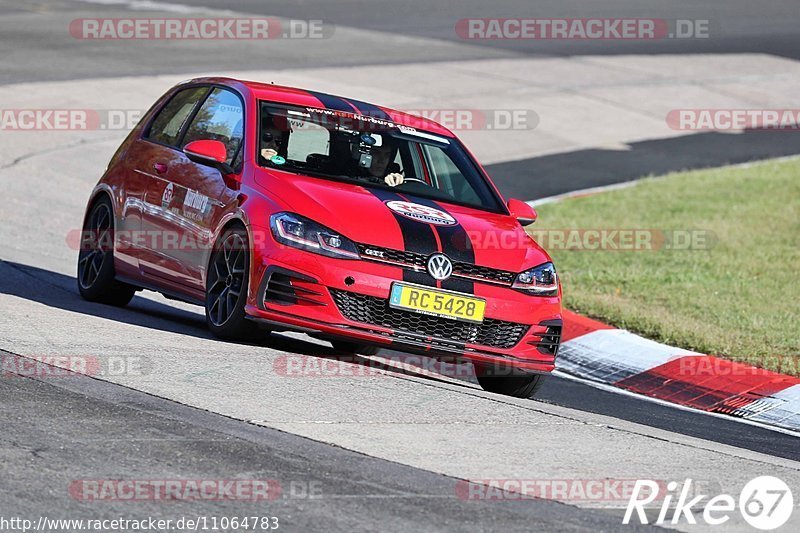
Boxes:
[427,253,453,281]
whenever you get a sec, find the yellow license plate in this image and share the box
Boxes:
[389,283,486,323]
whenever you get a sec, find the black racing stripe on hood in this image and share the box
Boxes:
[343,98,392,120]
[368,189,438,287]
[306,90,359,113]
[401,195,476,294]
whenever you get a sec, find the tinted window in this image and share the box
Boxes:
[257,102,503,212]
[182,88,244,165]
[286,120,329,161]
[422,144,482,206]
[146,87,208,146]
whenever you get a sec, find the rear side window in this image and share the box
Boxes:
[286,120,330,161]
[146,87,209,146]
[182,88,245,165]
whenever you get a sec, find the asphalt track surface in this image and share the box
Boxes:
[5,0,800,85]
[2,352,653,532]
[189,0,800,60]
[6,0,800,79]
[1,0,799,530]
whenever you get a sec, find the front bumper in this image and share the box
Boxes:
[245,242,562,374]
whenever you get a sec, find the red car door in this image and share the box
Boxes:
[127,86,210,292]
[140,87,245,295]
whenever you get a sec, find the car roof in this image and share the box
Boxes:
[181,77,456,138]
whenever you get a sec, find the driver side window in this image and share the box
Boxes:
[182,88,245,166]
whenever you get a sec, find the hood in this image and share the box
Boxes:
[256,169,551,272]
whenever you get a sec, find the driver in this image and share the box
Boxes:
[367,143,405,187]
[261,134,280,160]
[260,114,288,161]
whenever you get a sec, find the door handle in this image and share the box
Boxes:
[153,163,168,174]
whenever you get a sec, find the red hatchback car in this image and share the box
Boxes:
[78,77,562,398]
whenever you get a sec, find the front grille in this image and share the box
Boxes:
[358,244,425,267]
[452,262,515,284]
[331,289,528,349]
[357,244,516,286]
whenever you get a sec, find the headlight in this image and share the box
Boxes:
[512,262,558,296]
[270,212,360,259]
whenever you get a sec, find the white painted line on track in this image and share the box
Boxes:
[70,0,240,16]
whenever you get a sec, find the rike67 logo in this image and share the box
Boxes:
[624,477,793,530]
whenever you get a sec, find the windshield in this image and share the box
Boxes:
[257,102,505,213]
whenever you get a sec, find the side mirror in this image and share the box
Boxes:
[507,198,537,226]
[184,140,233,174]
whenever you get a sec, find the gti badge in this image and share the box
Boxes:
[427,253,453,281]
[364,248,385,258]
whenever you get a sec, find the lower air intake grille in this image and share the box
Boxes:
[263,272,299,305]
[263,270,325,306]
[330,289,528,349]
[531,324,562,356]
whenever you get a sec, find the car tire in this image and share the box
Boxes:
[77,196,136,307]
[331,340,380,356]
[205,226,262,341]
[476,373,547,399]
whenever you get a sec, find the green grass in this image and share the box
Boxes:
[531,158,800,375]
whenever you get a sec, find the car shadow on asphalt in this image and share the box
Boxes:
[0,260,481,386]
[0,259,334,357]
